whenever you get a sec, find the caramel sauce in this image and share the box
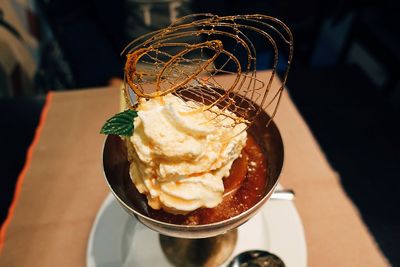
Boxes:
[131,134,267,225]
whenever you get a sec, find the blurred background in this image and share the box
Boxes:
[1,0,399,265]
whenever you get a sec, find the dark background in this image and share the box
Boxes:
[1,0,399,265]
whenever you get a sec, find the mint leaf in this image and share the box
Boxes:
[100,110,138,136]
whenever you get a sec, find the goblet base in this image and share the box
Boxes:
[159,230,237,267]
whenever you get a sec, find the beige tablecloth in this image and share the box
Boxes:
[0,71,389,266]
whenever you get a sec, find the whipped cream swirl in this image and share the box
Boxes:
[126,93,247,214]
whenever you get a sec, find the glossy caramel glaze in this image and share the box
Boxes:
[131,134,267,225]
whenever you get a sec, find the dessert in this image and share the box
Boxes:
[101,14,293,226]
[101,92,268,224]
[122,92,268,224]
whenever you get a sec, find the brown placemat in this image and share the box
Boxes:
[0,72,389,266]
[0,88,117,266]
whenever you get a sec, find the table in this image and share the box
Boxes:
[0,71,389,266]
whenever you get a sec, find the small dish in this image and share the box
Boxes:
[87,190,307,267]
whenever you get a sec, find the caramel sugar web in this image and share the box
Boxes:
[122,13,293,128]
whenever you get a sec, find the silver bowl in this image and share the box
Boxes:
[102,103,284,239]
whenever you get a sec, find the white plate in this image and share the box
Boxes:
[87,192,307,267]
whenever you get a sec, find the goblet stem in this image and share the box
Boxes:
[159,229,238,267]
